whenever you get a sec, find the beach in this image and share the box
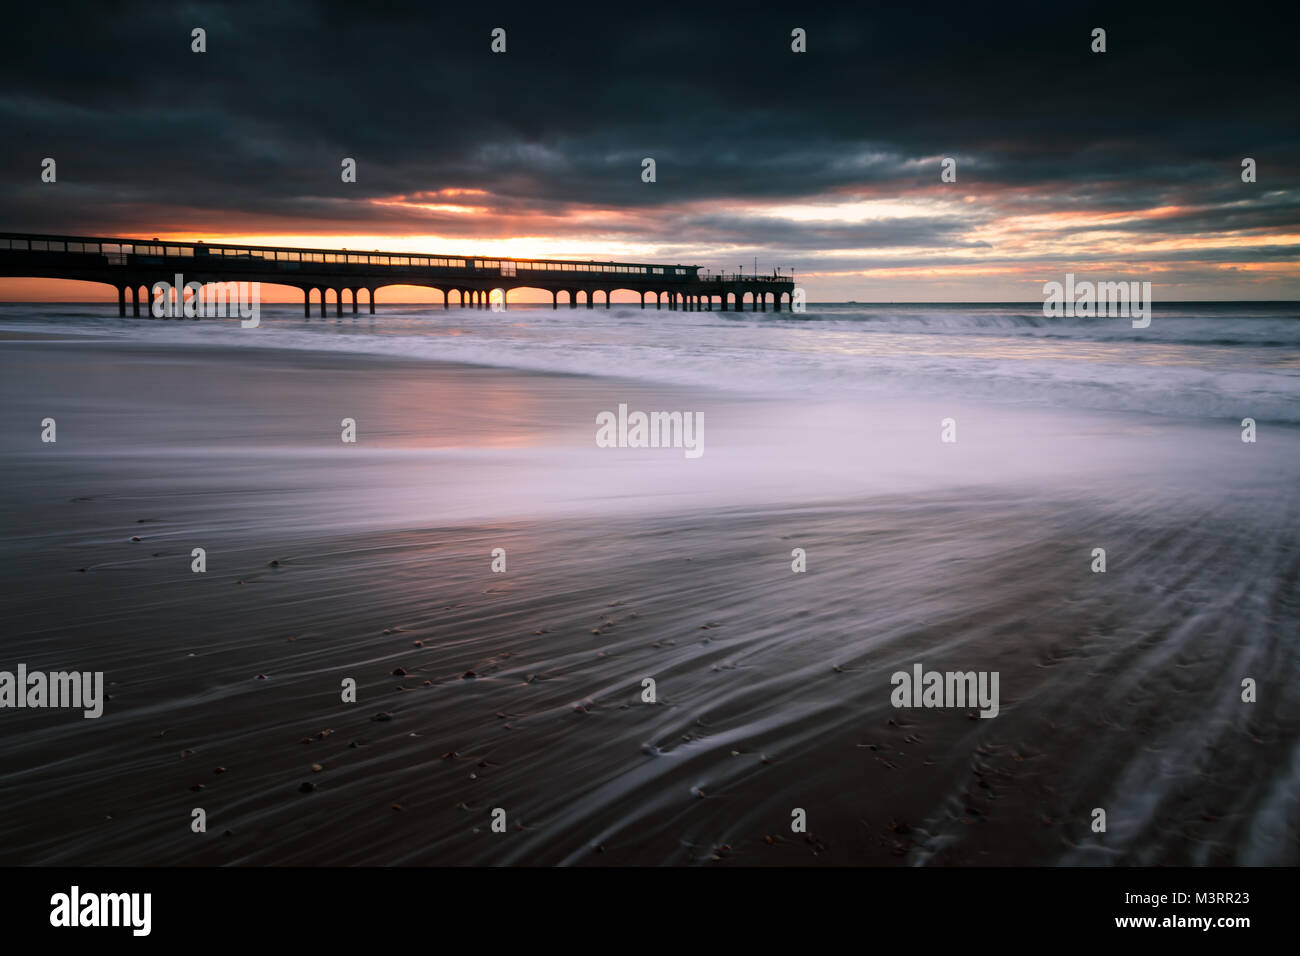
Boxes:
[0,304,1297,865]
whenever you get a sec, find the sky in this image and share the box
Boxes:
[1,0,1297,302]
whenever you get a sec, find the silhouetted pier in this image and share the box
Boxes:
[0,233,796,316]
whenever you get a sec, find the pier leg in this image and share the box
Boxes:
[569,290,576,309]
[130,286,139,317]
[118,285,126,317]
[640,291,645,310]
[368,289,375,315]
[319,290,326,317]
[335,289,342,317]
[775,293,782,313]
[604,290,610,309]
[655,292,661,310]
[586,291,593,310]
[304,288,311,318]
[553,290,558,310]
[444,289,449,310]
[352,289,358,315]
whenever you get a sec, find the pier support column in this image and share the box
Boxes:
[304,288,311,317]
[774,293,782,313]
[604,290,610,309]
[118,285,126,317]
[640,291,645,309]
[586,291,593,310]
[319,290,326,317]
[569,290,576,309]
[760,292,766,312]
[553,290,558,310]
[368,289,375,315]
[335,289,342,317]
[444,289,450,310]
[655,291,661,310]
[352,289,358,315]
[130,285,139,317]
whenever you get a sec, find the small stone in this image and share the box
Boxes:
[131,536,142,542]
[392,804,404,811]
[214,766,226,774]
[268,559,280,567]
[255,674,268,680]
[190,783,204,792]
[412,640,423,647]
[461,670,477,679]
[373,712,393,722]
[298,781,316,793]
[180,748,194,758]
[391,666,406,676]
[442,751,458,760]
[312,763,323,773]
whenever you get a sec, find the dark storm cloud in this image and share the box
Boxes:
[0,0,1296,250]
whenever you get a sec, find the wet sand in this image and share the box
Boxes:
[1,339,1297,865]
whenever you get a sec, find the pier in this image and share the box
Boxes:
[0,233,796,316]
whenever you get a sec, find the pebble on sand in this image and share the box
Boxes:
[373,712,393,722]
[461,670,477,679]
[298,782,316,793]
[131,536,142,542]
[268,559,280,567]
[391,666,407,676]
[312,763,323,773]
